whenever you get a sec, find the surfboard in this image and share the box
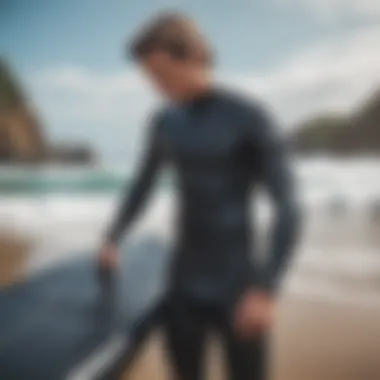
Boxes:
[0,234,170,380]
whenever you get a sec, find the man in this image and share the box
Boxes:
[99,12,299,380]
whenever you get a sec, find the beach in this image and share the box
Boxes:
[1,159,380,379]
[124,204,380,380]
[124,295,380,380]
[272,296,380,380]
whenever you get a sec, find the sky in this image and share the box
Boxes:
[1,0,380,163]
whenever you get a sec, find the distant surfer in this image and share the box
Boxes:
[99,12,300,380]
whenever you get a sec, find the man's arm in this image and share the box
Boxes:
[244,103,300,294]
[105,114,164,246]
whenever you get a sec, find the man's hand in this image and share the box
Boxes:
[98,243,119,269]
[234,289,276,338]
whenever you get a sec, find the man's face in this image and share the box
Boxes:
[140,50,201,102]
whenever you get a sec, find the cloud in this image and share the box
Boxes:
[24,21,380,160]
[25,65,159,163]
[224,24,380,123]
[31,65,156,123]
[274,0,380,22]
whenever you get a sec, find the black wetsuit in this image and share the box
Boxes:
[107,88,299,380]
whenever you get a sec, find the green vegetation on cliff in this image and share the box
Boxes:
[0,60,25,111]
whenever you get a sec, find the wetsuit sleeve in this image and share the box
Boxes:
[242,104,300,294]
[105,114,164,245]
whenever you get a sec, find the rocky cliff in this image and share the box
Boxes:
[0,59,96,165]
[292,90,380,155]
[0,60,46,162]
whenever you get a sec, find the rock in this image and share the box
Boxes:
[47,143,97,165]
[0,232,32,287]
[291,88,380,156]
[0,61,46,162]
[0,59,97,165]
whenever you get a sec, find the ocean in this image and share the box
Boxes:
[1,157,380,306]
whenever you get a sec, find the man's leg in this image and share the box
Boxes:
[226,332,267,380]
[163,297,208,380]
[217,308,268,380]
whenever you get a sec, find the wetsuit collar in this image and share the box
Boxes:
[183,86,218,113]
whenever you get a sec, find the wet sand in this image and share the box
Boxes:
[125,211,380,380]
[125,294,380,380]
[272,295,380,380]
